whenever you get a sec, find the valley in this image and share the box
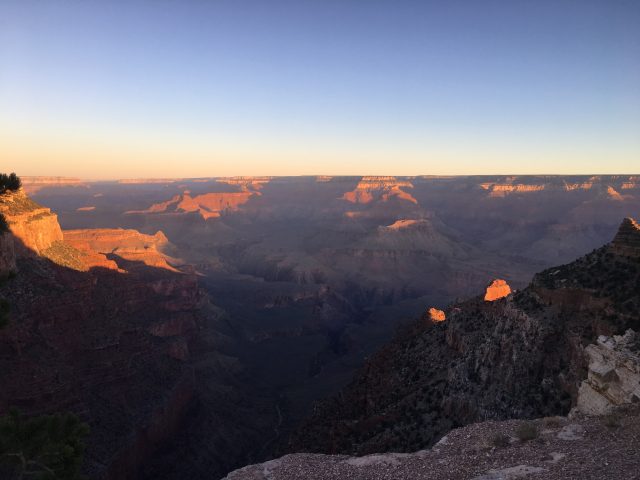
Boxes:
[2,175,639,479]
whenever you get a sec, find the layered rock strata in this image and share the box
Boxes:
[577,329,640,415]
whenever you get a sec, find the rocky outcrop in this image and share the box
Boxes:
[0,189,256,480]
[610,217,640,257]
[228,408,640,479]
[480,182,546,197]
[484,279,511,301]
[218,176,272,191]
[64,228,178,271]
[341,177,417,204]
[383,219,427,230]
[287,223,639,458]
[577,330,640,415]
[428,307,446,322]
[126,191,256,219]
[0,189,63,255]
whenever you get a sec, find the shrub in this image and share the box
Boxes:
[0,173,21,194]
[490,432,510,447]
[515,421,539,442]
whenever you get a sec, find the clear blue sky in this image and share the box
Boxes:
[1,0,639,178]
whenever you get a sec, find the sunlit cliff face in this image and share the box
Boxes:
[341,176,417,204]
[484,279,512,301]
[126,191,256,219]
[428,307,446,322]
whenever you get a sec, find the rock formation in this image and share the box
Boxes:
[126,190,256,219]
[610,217,640,257]
[218,176,272,191]
[64,228,178,271]
[0,188,64,255]
[227,408,640,479]
[383,219,426,230]
[428,307,446,322]
[341,176,417,204]
[484,279,511,301]
[606,186,625,201]
[287,220,639,459]
[480,182,546,197]
[577,329,640,415]
[0,189,260,480]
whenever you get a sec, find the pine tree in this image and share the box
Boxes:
[0,173,21,194]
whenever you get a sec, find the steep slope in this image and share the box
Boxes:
[287,218,640,456]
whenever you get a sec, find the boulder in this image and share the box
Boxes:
[428,307,446,322]
[577,329,640,415]
[484,279,511,301]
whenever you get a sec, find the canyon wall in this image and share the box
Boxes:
[0,189,63,255]
[0,189,253,479]
[287,218,640,457]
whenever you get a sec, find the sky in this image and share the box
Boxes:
[1,0,639,179]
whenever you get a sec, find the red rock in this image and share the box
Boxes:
[611,217,640,257]
[341,177,417,204]
[0,189,63,255]
[64,228,179,271]
[126,191,256,219]
[484,279,511,301]
[428,307,446,322]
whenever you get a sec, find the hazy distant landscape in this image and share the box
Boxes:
[7,174,635,477]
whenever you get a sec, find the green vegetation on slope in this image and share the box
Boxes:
[0,410,89,480]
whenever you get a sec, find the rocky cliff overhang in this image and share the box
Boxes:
[577,329,640,415]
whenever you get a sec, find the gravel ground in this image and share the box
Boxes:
[224,407,640,480]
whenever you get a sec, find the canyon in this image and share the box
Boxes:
[285,218,640,458]
[1,175,639,479]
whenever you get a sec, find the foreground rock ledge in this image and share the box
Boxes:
[224,408,640,480]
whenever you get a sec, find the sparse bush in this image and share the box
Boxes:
[490,432,510,447]
[542,416,563,428]
[515,421,539,441]
[602,413,621,429]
